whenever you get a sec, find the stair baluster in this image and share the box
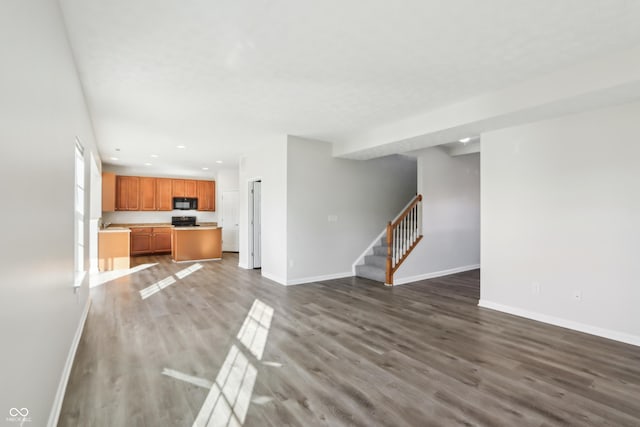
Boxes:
[385,194,423,286]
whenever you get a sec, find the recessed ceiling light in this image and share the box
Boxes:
[176,145,185,149]
[150,154,159,158]
[202,167,209,170]
[144,162,152,166]
[215,160,223,164]
[459,137,471,144]
[110,157,119,161]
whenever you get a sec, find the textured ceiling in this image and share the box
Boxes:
[59,0,640,172]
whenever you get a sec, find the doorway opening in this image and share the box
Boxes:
[248,180,262,269]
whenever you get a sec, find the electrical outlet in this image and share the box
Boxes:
[532,281,540,294]
[572,290,582,302]
[328,215,338,222]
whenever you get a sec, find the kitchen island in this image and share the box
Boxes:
[171,226,222,262]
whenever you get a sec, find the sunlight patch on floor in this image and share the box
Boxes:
[161,368,213,389]
[138,262,204,300]
[139,276,177,299]
[175,263,203,279]
[236,299,274,361]
[175,298,276,427]
[90,263,157,288]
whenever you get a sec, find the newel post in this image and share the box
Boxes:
[385,221,393,286]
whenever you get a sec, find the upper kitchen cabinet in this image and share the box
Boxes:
[102,172,116,212]
[139,177,156,211]
[185,180,197,198]
[116,176,140,210]
[156,178,173,211]
[197,180,216,211]
[172,179,198,198]
[172,179,185,197]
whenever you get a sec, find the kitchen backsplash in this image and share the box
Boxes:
[102,210,218,225]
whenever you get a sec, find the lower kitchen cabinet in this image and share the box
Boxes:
[130,227,172,255]
[153,227,172,253]
[130,228,152,255]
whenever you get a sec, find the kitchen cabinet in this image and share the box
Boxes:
[116,176,140,210]
[172,179,198,198]
[130,228,152,255]
[172,179,185,198]
[139,177,172,211]
[185,180,197,198]
[140,177,156,211]
[171,227,222,262]
[156,178,173,211]
[102,172,116,212]
[197,180,216,211]
[112,175,213,211]
[98,229,130,271]
[153,227,172,253]
[130,227,172,255]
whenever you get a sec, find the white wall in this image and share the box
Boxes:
[216,168,240,222]
[394,149,480,284]
[238,137,288,283]
[0,0,99,424]
[480,101,640,345]
[287,136,417,284]
[101,165,219,224]
[216,168,240,209]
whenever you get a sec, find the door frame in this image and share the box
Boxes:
[248,179,262,269]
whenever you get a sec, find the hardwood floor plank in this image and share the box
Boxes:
[58,254,640,426]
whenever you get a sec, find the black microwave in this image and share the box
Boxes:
[173,197,198,210]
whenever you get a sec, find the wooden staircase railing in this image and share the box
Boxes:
[385,194,423,286]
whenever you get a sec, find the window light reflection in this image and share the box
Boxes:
[90,263,157,288]
[175,263,203,279]
[139,276,177,299]
[236,299,274,360]
[192,299,275,427]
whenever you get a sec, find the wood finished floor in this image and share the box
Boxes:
[59,254,640,426]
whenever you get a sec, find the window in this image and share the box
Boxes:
[74,139,85,286]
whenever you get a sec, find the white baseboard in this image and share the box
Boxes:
[260,271,287,286]
[172,257,221,263]
[47,295,92,427]
[478,300,640,348]
[393,264,480,285]
[287,271,353,286]
[238,262,250,269]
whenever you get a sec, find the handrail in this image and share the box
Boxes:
[391,194,422,228]
[386,194,423,286]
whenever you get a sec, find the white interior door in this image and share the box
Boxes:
[222,191,239,252]
[251,181,262,269]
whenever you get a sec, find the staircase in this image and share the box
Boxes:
[355,194,423,286]
[355,237,389,283]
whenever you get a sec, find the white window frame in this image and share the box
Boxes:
[74,138,85,287]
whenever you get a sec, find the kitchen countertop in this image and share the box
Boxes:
[172,226,220,230]
[98,227,131,233]
[108,223,171,228]
[106,222,218,229]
